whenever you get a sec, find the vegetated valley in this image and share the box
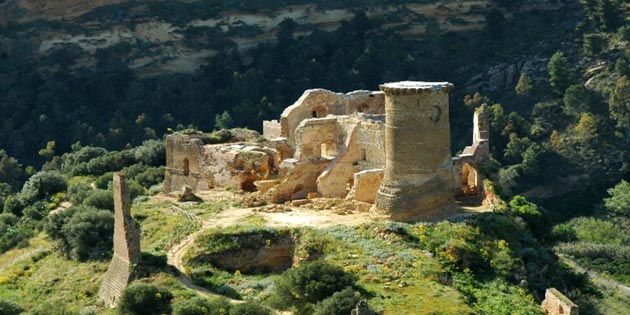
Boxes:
[1,0,630,314]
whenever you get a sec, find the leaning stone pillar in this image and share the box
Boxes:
[373,81,454,221]
[98,173,141,307]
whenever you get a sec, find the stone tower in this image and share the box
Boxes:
[374,81,454,221]
[99,173,141,307]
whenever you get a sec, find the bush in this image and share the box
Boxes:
[173,297,231,315]
[604,180,630,217]
[271,260,356,312]
[84,150,135,176]
[118,283,173,315]
[570,217,623,245]
[67,179,93,204]
[62,208,114,260]
[551,223,577,242]
[0,299,25,315]
[230,301,271,315]
[134,166,165,189]
[82,189,114,211]
[134,140,165,166]
[95,172,114,189]
[312,287,361,315]
[45,205,113,260]
[21,171,67,200]
[61,146,108,175]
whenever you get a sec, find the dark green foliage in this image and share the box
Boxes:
[61,146,108,175]
[133,140,165,167]
[562,85,596,118]
[547,51,577,96]
[84,150,136,176]
[485,9,506,39]
[173,297,231,315]
[62,208,114,260]
[0,299,24,315]
[0,150,24,191]
[615,50,630,76]
[551,223,578,242]
[230,301,272,315]
[82,189,114,211]
[66,179,93,204]
[214,110,234,130]
[509,195,543,231]
[134,166,165,189]
[118,283,173,315]
[312,287,361,315]
[582,33,607,57]
[21,171,67,200]
[271,260,356,313]
[95,172,114,190]
[604,179,630,217]
[2,194,27,216]
[45,205,113,260]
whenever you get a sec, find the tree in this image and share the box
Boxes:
[21,170,67,200]
[62,207,114,260]
[118,283,173,315]
[515,72,533,96]
[276,17,297,44]
[604,179,630,217]
[485,9,506,38]
[38,140,56,160]
[563,85,595,118]
[547,51,577,96]
[615,50,630,76]
[214,110,234,130]
[595,0,622,31]
[583,33,607,57]
[0,150,24,191]
[609,76,630,142]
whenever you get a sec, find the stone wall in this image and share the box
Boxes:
[542,288,579,315]
[452,105,490,197]
[163,134,207,193]
[346,169,384,203]
[99,173,141,307]
[374,82,454,221]
[279,89,384,144]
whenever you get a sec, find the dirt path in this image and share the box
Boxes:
[558,254,630,297]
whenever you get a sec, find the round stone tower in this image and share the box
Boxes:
[373,81,454,221]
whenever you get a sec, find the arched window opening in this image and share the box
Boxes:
[312,105,327,118]
[183,158,190,176]
[460,163,479,195]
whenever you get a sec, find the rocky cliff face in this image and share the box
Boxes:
[0,0,129,24]
[1,0,564,77]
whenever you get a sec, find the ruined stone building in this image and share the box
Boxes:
[163,81,489,221]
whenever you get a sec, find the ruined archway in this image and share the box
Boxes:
[460,162,479,195]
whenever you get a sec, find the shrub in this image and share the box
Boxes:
[61,146,108,175]
[508,195,543,232]
[82,189,114,211]
[604,180,630,217]
[0,299,25,315]
[62,207,114,260]
[21,171,67,200]
[45,205,113,260]
[134,166,165,189]
[230,301,271,315]
[2,194,27,216]
[173,297,231,315]
[95,172,114,189]
[312,287,361,315]
[85,150,135,176]
[134,140,165,166]
[570,217,623,245]
[118,283,173,315]
[271,260,356,312]
[67,179,93,204]
[551,223,577,242]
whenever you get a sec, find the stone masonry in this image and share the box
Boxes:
[374,82,455,221]
[99,173,141,307]
[542,288,579,315]
[163,82,489,222]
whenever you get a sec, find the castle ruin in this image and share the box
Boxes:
[99,173,141,307]
[163,81,489,221]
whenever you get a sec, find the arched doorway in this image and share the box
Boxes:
[460,163,479,195]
